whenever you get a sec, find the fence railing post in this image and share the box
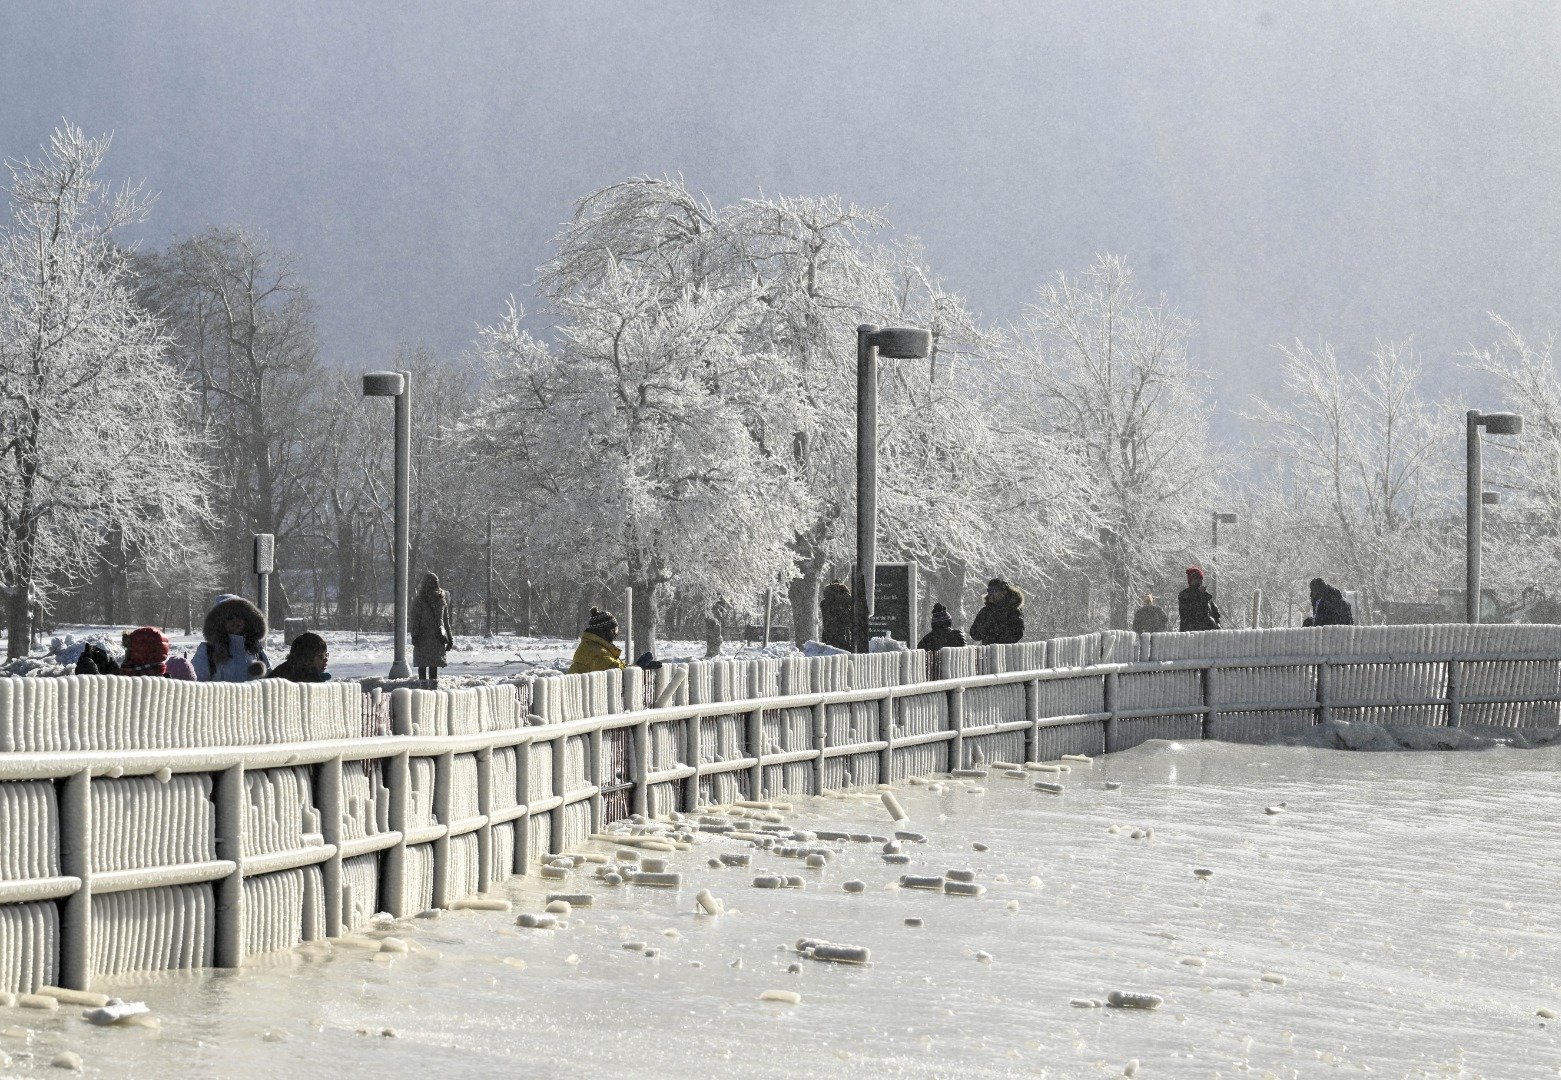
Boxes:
[549,735,567,855]
[810,703,828,794]
[1316,662,1332,726]
[949,686,966,769]
[475,747,493,892]
[631,719,650,818]
[317,755,344,936]
[382,751,410,916]
[588,726,605,832]
[214,763,247,968]
[685,716,703,810]
[430,752,453,909]
[1023,678,1040,762]
[746,707,765,799]
[1446,658,1463,728]
[1201,665,1217,740]
[514,740,532,873]
[57,767,92,989]
[878,692,896,782]
[1103,671,1119,753]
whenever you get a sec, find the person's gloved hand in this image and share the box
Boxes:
[634,651,663,671]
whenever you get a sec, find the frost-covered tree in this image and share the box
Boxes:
[137,228,322,624]
[1246,339,1456,611]
[0,125,207,654]
[1006,255,1217,627]
[1462,315,1561,615]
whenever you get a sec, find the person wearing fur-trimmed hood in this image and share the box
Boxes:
[969,578,1025,645]
[193,594,271,682]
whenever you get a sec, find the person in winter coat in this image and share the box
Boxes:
[568,608,661,674]
[74,641,120,676]
[165,656,197,681]
[268,631,331,683]
[1132,594,1169,634]
[1304,578,1355,626]
[819,581,854,652]
[193,594,271,682]
[916,603,967,652]
[969,578,1025,645]
[1178,568,1222,632]
[120,627,170,677]
[409,572,454,684]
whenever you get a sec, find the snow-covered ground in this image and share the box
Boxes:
[7,739,1557,1078]
[27,626,788,682]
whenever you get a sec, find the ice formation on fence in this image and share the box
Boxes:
[2,622,1560,993]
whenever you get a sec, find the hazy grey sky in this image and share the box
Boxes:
[4,1,1559,427]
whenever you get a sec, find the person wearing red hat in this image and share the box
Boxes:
[120,626,171,677]
[1178,567,1222,632]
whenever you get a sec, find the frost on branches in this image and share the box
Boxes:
[0,127,206,656]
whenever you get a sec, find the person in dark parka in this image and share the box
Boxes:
[969,578,1025,645]
[409,572,454,684]
[819,581,854,652]
[1132,593,1169,634]
[1178,567,1222,632]
[268,631,331,683]
[1305,578,1355,626]
[916,603,967,652]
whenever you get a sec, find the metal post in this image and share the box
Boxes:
[476,747,493,890]
[624,586,636,665]
[1250,589,1262,630]
[1466,410,1483,624]
[746,707,765,799]
[855,323,880,654]
[1103,670,1120,753]
[214,763,246,968]
[391,371,412,677]
[762,589,774,648]
[810,702,828,794]
[58,768,91,989]
[317,756,344,937]
[430,751,452,909]
[948,686,966,769]
[878,693,896,782]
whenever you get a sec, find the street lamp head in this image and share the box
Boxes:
[1472,410,1523,435]
[869,326,933,360]
[1214,512,1238,524]
[362,371,406,397]
[1482,491,1501,505]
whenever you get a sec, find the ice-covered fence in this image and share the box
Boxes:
[4,622,1561,993]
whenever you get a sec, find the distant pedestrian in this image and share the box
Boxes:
[165,655,197,682]
[409,572,454,684]
[1177,568,1221,632]
[969,578,1025,645]
[1132,594,1169,634]
[916,603,967,652]
[819,581,854,652]
[1305,578,1354,626]
[268,631,331,683]
[193,594,271,682]
[120,627,170,677]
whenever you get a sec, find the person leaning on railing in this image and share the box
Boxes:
[568,608,662,674]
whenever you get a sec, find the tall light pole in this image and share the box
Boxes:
[1210,511,1237,600]
[1466,410,1522,623]
[854,323,933,653]
[363,370,413,678]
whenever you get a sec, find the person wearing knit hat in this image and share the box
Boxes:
[1132,593,1169,634]
[569,607,627,674]
[193,593,271,682]
[120,626,171,677]
[969,578,1025,645]
[1178,567,1222,632]
[916,602,967,652]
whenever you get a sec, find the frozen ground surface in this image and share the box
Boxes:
[3,740,1560,1079]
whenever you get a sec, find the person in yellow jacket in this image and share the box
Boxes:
[568,607,664,674]
[569,608,626,674]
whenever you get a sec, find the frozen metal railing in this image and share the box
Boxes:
[2,627,1559,992]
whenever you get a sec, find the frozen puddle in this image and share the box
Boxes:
[7,740,1559,1078]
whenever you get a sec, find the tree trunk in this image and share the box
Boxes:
[629,582,659,659]
[6,584,31,661]
[787,572,820,645]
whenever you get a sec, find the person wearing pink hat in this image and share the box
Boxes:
[1177,567,1222,632]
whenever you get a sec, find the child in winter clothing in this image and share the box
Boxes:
[568,608,662,674]
[916,603,967,652]
[268,631,331,683]
[192,594,271,682]
[120,627,171,677]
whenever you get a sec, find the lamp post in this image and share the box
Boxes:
[1210,511,1237,601]
[1466,410,1523,623]
[854,323,933,653]
[363,370,413,678]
